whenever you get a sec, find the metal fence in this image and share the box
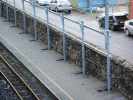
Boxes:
[0,0,111,91]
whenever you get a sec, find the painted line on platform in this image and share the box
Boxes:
[0,33,73,100]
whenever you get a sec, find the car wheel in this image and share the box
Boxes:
[126,29,130,36]
[98,21,102,27]
[111,25,115,31]
[55,8,58,12]
[68,10,71,13]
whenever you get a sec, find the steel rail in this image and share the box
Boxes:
[0,70,23,100]
[0,55,40,100]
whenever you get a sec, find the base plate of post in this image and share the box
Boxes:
[2,20,8,22]
[97,88,108,92]
[41,47,48,50]
[10,25,16,27]
[56,58,64,61]
[29,40,36,41]
[19,31,28,34]
[75,71,87,75]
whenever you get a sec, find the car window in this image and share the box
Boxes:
[59,0,69,3]
[115,15,128,21]
[52,0,57,3]
[129,21,133,26]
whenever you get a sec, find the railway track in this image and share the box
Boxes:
[0,55,40,100]
[0,43,59,100]
[0,71,20,100]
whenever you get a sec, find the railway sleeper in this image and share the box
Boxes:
[17,90,33,96]
[4,58,12,64]
[1,69,16,76]
[7,76,20,82]
[21,95,38,100]
[0,95,20,100]
[33,89,46,94]
[12,65,23,70]
[0,86,20,99]
[12,81,26,88]
[15,86,32,93]
[0,53,7,57]
[0,83,7,90]
[37,94,48,99]
[0,78,6,84]
[0,47,4,52]
[36,93,52,100]
[11,84,34,96]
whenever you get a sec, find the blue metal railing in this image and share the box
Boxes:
[0,0,2,17]
[6,0,9,21]
[14,0,17,27]
[1,0,111,90]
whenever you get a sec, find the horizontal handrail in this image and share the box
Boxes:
[24,0,111,37]
[1,0,111,58]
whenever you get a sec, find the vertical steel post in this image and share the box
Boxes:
[112,6,113,13]
[61,13,66,61]
[105,33,107,50]
[105,0,111,91]
[96,7,98,18]
[6,0,9,21]
[14,0,17,27]
[45,7,50,50]
[0,0,2,17]
[32,1,37,41]
[21,0,26,34]
[80,21,85,74]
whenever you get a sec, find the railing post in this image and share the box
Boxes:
[112,6,113,14]
[80,21,85,74]
[0,0,2,17]
[105,33,107,50]
[45,7,50,50]
[21,0,26,34]
[105,0,111,91]
[14,0,17,27]
[6,0,9,21]
[31,1,37,41]
[61,13,66,61]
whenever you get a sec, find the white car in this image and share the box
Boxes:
[124,19,133,36]
[30,0,50,6]
[49,0,72,13]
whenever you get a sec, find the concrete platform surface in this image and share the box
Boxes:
[0,17,128,100]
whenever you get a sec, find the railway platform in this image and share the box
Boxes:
[0,17,128,100]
